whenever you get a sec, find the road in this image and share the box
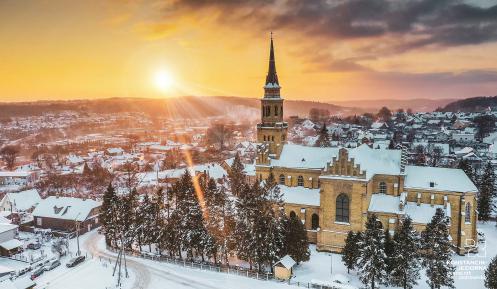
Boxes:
[83,231,221,289]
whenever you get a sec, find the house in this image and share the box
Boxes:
[0,223,20,256]
[273,255,296,280]
[0,172,35,188]
[0,189,41,213]
[32,197,101,234]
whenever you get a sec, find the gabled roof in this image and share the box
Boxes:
[4,189,41,211]
[274,255,296,269]
[404,166,477,193]
[32,196,101,221]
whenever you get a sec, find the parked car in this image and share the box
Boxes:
[27,243,41,250]
[30,267,45,280]
[66,256,85,268]
[45,259,61,271]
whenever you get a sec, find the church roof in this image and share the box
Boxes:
[404,165,477,193]
[265,34,279,86]
[271,144,402,180]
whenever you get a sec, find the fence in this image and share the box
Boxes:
[108,247,275,282]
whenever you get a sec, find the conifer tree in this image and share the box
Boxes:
[478,162,495,221]
[284,213,310,264]
[260,172,287,271]
[422,208,455,289]
[459,159,476,185]
[357,214,388,289]
[390,216,421,289]
[135,193,150,252]
[228,153,246,196]
[485,255,497,289]
[315,123,331,147]
[384,228,395,275]
[100,183,118,246]
[235,182,259,269]
[342,231,361,273]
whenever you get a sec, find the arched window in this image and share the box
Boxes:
[379,182,387,194]
[289,211,296,219]
[465,203,471,223]
[281,106,283,116]
[336,194,349,223]
[311,214,319,230]
[263,135,266,141]
[272,136,274,141]
[279,174,285,185]
[275,105,278,116]
[297,175,304,186]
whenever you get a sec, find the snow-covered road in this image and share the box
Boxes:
[82,231,272,289]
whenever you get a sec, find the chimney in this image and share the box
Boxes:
[430,194,434,207]
[443,195,448,208]
[417,193,421,206]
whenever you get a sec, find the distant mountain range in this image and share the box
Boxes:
[438,96,497,112]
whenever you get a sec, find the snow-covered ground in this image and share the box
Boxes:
[2,222,495,289]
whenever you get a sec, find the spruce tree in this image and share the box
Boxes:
[342,231,361,273]
[100,183,118,246]
[384,228,395,275]
[459,159,476,185]
[390,216,421,289]
[478,162,495,221]
[315,123,331,147]
[284,213,310,264]
[235,182,259,270]
[485,255,497,289]
[357,214,388,289]
[422,208,455,289]
[228,153,246,196]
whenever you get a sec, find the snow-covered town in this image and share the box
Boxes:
[2,1,497,289]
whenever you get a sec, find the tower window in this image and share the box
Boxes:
[379,182,387,194]
[465,203,471,223]
[297,175,304,186]
[279,174,285,185]
[311,213,319,230]
[289,211,296,219]
[336,194,349,223]
[281,106,283,116]
[263,135,266,141]
[272,136,274,141]
[275,105,278,116]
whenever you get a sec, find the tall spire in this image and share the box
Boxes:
[265,32,279,86]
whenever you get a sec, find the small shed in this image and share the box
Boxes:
[0,239,23,256]
[273,255,296,280]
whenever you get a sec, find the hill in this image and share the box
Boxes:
[332,98,456,113]
[439,96,497,112]
[0,96,356,120]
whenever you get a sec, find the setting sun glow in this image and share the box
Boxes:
[154,70,174,92]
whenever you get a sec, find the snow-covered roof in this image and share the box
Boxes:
[404,166,477,193]
[0,171,31,178]
[5,189,41,211]
[271,144,339,170]
[274,255,296,269]
[0,223,17,234]
[32,196,101,221]
[271,144,402,179]
[0,239,22,250]
[368,193,450,224]
[278,185,320,206]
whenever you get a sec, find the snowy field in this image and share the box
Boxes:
[2,222,495,289]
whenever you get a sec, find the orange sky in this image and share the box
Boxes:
[1,0,496,102]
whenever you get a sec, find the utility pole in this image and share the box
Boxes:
[74,213,81,256]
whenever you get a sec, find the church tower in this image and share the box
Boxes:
[256,34,288,161]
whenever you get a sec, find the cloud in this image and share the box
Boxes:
[169,0,497,49]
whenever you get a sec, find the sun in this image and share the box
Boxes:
[153,70,174,92]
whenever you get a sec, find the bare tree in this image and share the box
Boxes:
[0,145,20,170]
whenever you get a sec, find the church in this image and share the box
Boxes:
[254,36,478,255]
